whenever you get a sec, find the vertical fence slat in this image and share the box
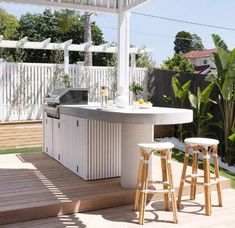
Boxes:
[1,62,146,121]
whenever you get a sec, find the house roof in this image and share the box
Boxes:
[194,64,211,74]
[184,49,216,59]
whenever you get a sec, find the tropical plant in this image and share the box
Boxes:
[228,127,235,152]
[207,34,235,165]
[163,74,192,140]
[172,74,192,108]
[188,82,216,137]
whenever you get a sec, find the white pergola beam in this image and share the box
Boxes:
[62,39,73,49]
[122,0,150,13]
[42,38,51,49]
[18,36,28,47]
[98,42,112,51]
[0,37,152,54]
[1,0,118,14]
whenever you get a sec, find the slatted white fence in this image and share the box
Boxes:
[0,62,146,121]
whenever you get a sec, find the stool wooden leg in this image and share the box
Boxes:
[203,148,212,216]
[212,146,223,207]
[166,150,178,223]
[139,152,149,225]
[190,149,199,200]
[160,151,169,211]
[134,149,144,211]
[177,144,190,209]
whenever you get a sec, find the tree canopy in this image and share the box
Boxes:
[174,31,204,54]
[136,53,156,68]
[161,53,194,73]
[174,31,193,54]
[1,8,112,66]
[191,33,204,51]
[0,8,19,39]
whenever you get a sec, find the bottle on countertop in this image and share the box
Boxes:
[100,86,108,108]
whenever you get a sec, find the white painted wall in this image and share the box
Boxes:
[190,57,215,68]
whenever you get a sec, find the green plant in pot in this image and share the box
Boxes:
[129,81,144,101]
[63,74,72,88]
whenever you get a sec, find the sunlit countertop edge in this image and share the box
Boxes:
[59,103,193,125]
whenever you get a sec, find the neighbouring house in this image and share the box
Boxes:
[184,49,216,74]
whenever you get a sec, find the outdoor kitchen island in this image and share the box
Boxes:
[43,104,193,188]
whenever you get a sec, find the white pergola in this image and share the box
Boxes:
[0,0,151,95]
[0,36,152,73]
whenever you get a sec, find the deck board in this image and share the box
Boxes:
[0,152,231,225]
[2,189,235,228]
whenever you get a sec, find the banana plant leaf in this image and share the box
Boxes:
[200,82,215,103]
[172,76,191,101]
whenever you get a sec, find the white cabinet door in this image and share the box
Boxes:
[52,118,64,162]
[75,117,88,179]
[61,115,88,178]
[61,115,78,173]
[43,114,53,157]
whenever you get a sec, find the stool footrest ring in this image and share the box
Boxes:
[141,188,175,194]
[184,175,219,186]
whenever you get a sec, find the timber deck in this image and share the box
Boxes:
[3,189,235,228]
[0,152,231,225]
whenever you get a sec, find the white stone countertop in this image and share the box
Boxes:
[59,103,193,125]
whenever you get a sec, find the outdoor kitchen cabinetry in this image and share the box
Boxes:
[61,114,121,180]
[43,115,53,157]
[62,115,88,179]
[52,118,64,163]
[43,113,121,180]
[43,114,64,162]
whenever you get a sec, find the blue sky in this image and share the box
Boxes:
[1,0,235,65]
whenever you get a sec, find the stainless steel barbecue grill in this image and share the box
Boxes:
[44,88,88,119]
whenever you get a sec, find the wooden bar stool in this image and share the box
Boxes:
[133,142,178,225]
[177,137,223,216]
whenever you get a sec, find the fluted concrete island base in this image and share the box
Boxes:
[121,124,156,188]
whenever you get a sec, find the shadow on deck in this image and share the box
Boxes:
[0,153,231,225]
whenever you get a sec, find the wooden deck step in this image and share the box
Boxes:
[3,189,235,228]
[0,153,231,225]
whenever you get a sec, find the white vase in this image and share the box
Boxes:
[115,94,129,108]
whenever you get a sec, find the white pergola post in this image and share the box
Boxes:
[131,53,136,68]
[64,48,69,74]
[117,5,130,96]
[63,39,72,75]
